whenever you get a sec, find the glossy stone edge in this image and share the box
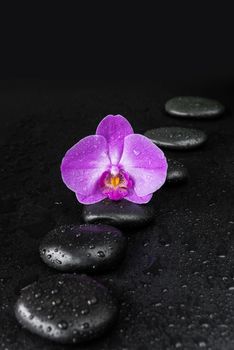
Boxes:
[144,128,208,150]
[39,224,127,273]
[165,97,225,119]
[14,275,119,344]
[82,204,155,229]
[166,166,189,185]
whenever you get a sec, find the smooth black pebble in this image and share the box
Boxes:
[166,159,188,184]
[82,199,154,228]
[39,224,127,272]
[165,96,225,119]
[15,274,118,344]
[144,127,207,150]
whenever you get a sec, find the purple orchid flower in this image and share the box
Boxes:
[61,115,168,204]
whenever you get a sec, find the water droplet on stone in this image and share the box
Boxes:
[57,320,68,330]
[87,296,98,305]
[97,251,105,258]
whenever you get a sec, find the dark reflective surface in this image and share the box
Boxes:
[83,199,155,229]
[0,80,234,349]
[15,274,118,344]
[40,224,127,272]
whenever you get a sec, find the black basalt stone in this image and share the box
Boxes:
[145,127,207,150]
[15,274,118,344]
[82,199,155,229]
[166,159,188,184]
[39,224,127,272]
[165,96,225,119]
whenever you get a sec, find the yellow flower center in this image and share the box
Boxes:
[110,175,120,188]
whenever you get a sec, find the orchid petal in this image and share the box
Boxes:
[61,135,110,197]
[76,192,106,205]
[120,134,167,197]
[125,191,153,204]
[96,114,133,164]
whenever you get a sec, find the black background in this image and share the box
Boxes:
[1,4,234,350]
[0,3,234,83]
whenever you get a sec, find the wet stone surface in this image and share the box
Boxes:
[166,159,188,184]
[145,127,207,150]
[1,85,234,349]
[165,96,225,119]
[39,224,127,272]
[15,274,118,344]
[82,199,155,229]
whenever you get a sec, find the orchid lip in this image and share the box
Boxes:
[99,169,132,201]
